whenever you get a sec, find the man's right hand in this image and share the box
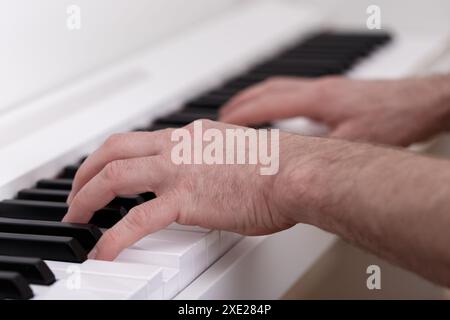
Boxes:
[220,75,450,146]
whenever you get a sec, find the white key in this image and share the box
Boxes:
[31,281,130,300]
[162,268,180,299]
[117,235,205,287]
[44,260,160,299]
[220,231,243,254]
[167,223,211,233]
[53,259,163,297]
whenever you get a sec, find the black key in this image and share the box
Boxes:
[0,200,127,229]
[59,165,80,179]
[133,127,150,132]
[252,63,345,76]
[0,255,55,285]
[147,123,184,131]
[36,179,72,190]
[207,87,241,98]
[0,271,33,299]
[0,217,101,252]
[18,188,141,211]
[251,69,333,78]
[140,192,156,201]
[0,232,87,263]
[110,195,145,211]
[185,100,221,109]
[269,58,353,70]
[188,93,233,108]
[155,111,217,126]
[180,106,219,118]
[222,78,261,90]
[18,189,70,202]
[78,156,88,165]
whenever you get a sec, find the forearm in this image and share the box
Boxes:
[282,138,450,285]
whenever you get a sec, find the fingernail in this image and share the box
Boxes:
[88,247,98,260]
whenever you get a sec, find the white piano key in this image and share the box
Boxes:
[220,231,243,254]
[205,231,221,265]
[167,223,211,233]
[31,281,131,300]
[44,260,156,299]
[80,260,163,298]
[117,244,203,288]
[162,268,180,299]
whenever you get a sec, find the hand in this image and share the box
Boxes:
[220,75,450,146]
[63,121,299,261]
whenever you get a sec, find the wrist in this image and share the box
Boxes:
[422,74,450,132]
[276,135,400,229]
[275,135,370,226]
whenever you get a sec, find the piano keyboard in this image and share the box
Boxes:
[0,31,392,300]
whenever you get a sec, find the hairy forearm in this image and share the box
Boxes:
[282,138,450,286]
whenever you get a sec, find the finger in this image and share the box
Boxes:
[89,196,179,261]
[220,83,269,116]
[220,77,304,117]
[63,156,168,224]
[68,131,168,204]
[220,91,320,126]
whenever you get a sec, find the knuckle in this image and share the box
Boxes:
[101,229,122,247]
[314,76,341,99]
[125,206,151,230]
[102,160,125,183]
[104,133,127,149]
[316,75,341,88]
[197,118,215,127]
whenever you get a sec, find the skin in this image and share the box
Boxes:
[64,74,450,286]
[220,75,450,146]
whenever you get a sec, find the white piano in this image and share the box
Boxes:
[0,0,448,299]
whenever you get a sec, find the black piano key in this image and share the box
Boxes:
[223,77,262,90]
[252,63,345,76]
[251,69,334,78]
[155,111,217,126]
[0,217,101,252]
[133,127,150,132]
[110,195,145,210]
[140,192,156,201]
[268,58,353,70]
[59,165,80,179]
[179,106,219,118]
[18,188,69,202]
[0,200,127,229]
[0,271,33,300]
[147,123,184,131]
[18,188,143,211]
[0,255,55,285]
[190,95,229,107]
[207,87,241,98]
[0,232,87,263]
[185,100,222,109]
[78,156,88,165]
[36,179,73,190]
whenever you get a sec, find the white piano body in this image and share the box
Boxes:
[0,0,448,299]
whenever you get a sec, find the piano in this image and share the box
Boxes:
[0,0,448,299]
